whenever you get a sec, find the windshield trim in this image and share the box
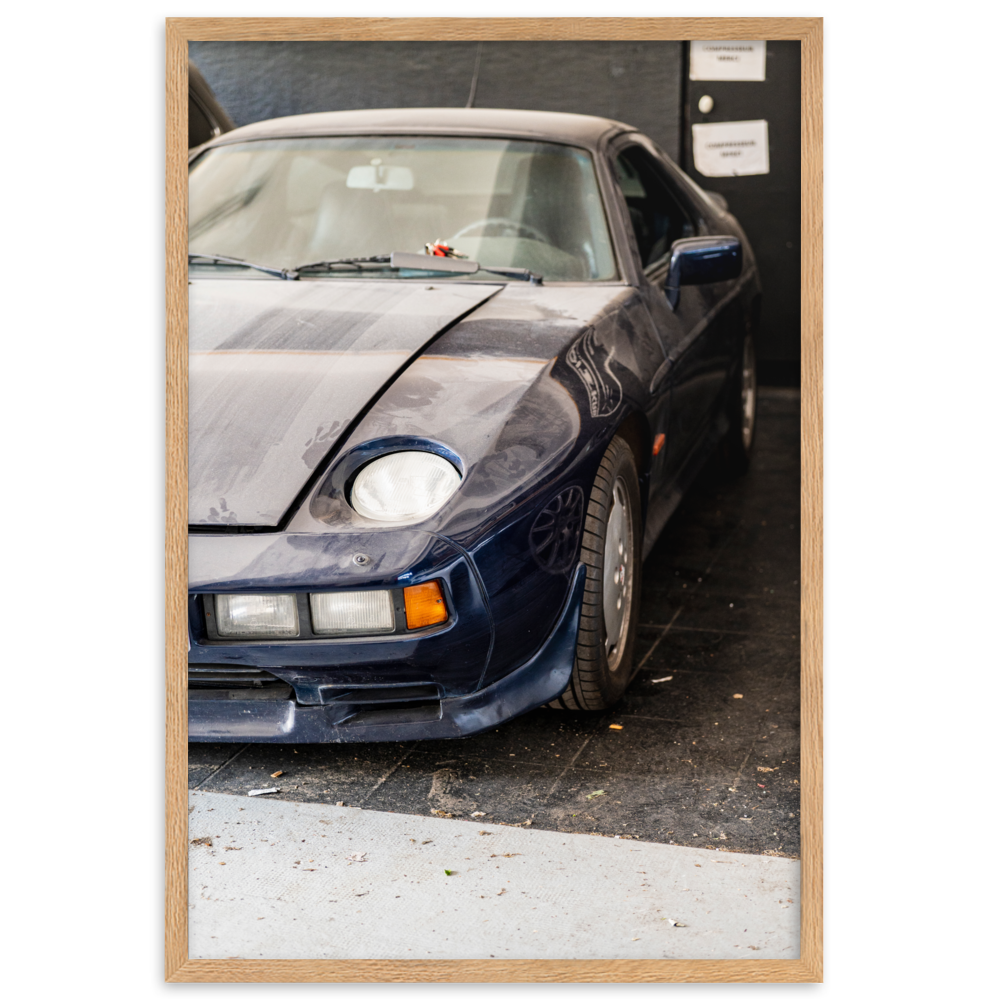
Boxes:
[186,266,628,288]
[189,127,622,164]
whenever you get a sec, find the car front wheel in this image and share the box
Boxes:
[551,434,642,711]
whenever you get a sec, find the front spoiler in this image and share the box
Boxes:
[189,563,586,743]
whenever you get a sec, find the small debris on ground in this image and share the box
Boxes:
[421,840,433,845]
[757,766,777,772]
[347,852,368,863]
[732,693,744,699]
[490,853,522,858]
[478,831,492,836]
[497,888,506,896]
[335,801,345,807]
[665,918,687,927]
[270,770,284,778]
[444,869,455,876]
[609,724,623,730]
[223,845,242,851]
[651,676,673,683]
[190,837,212,847]
[248,787,280,797]
[431,809,454,818]
[471,811,486,817]
[586,790,606,801]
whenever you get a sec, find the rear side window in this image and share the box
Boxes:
[614,146,695,269]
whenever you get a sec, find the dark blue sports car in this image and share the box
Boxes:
[187,108,760,743]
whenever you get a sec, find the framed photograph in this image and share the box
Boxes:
[164,17,824,983]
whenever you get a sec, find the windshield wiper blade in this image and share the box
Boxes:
[473,265,543,285]
[295,252,542,284]
[188,252,299,280]
[294,255,393,273]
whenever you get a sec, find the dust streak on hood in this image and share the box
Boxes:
[189,279,497,527]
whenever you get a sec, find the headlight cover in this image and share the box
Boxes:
[351,451,461,523]
[215,594,299,637]
[310,590,395,635]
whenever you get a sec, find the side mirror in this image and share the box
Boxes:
[664,236,742,309]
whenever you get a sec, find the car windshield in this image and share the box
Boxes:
[189,136,617,281]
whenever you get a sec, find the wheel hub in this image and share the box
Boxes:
[603,478,633,671]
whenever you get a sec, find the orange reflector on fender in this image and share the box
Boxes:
[653,433,666,456]
[404,580,448,629]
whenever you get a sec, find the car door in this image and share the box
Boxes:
[609,139,732,489]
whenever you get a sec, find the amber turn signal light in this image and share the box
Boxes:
[403,580,448,629]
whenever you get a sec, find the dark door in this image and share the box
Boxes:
[609,139,731,494]
[682,40,800,385]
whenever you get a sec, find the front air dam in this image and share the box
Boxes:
[188,562,586,743]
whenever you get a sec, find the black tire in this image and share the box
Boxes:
[551,434,643,711]
[718,334,757,478]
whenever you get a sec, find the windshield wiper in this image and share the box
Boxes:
[188,252,299,280]
[297,252,542,284]
[474,265,543,285]
[295,255,394,274]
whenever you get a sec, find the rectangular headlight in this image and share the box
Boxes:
[310,590,394,635]
[215,594,300,637]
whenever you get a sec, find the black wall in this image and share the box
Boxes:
[189,41,684,161]
[683,42,801,384]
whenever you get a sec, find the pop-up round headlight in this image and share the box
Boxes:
[351,451,461,523]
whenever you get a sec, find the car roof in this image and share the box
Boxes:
[201,107,638,151]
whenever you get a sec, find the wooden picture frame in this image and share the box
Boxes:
[166,16,822,983]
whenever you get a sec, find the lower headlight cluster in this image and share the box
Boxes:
[209,581,448,639]
[216,594,299,637]
[310,590,394,635]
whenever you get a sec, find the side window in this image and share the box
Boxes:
[614,146,695,269]
[189,95,217,149]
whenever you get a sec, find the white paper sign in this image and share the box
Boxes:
[692,120,770,177]
[689,41,766,81]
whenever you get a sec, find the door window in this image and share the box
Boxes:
[614,146,695,269]
[189,95,218,149]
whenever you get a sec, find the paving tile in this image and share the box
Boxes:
[667,590,800,636]
[188,743,244,789]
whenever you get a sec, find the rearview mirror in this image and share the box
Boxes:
[664,236,742,309]
[346,164,414,192]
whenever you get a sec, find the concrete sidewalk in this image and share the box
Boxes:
[189,790,799,960]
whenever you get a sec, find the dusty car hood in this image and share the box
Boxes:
[189,279,499,526]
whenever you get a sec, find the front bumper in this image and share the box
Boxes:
[188,562,586,743]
